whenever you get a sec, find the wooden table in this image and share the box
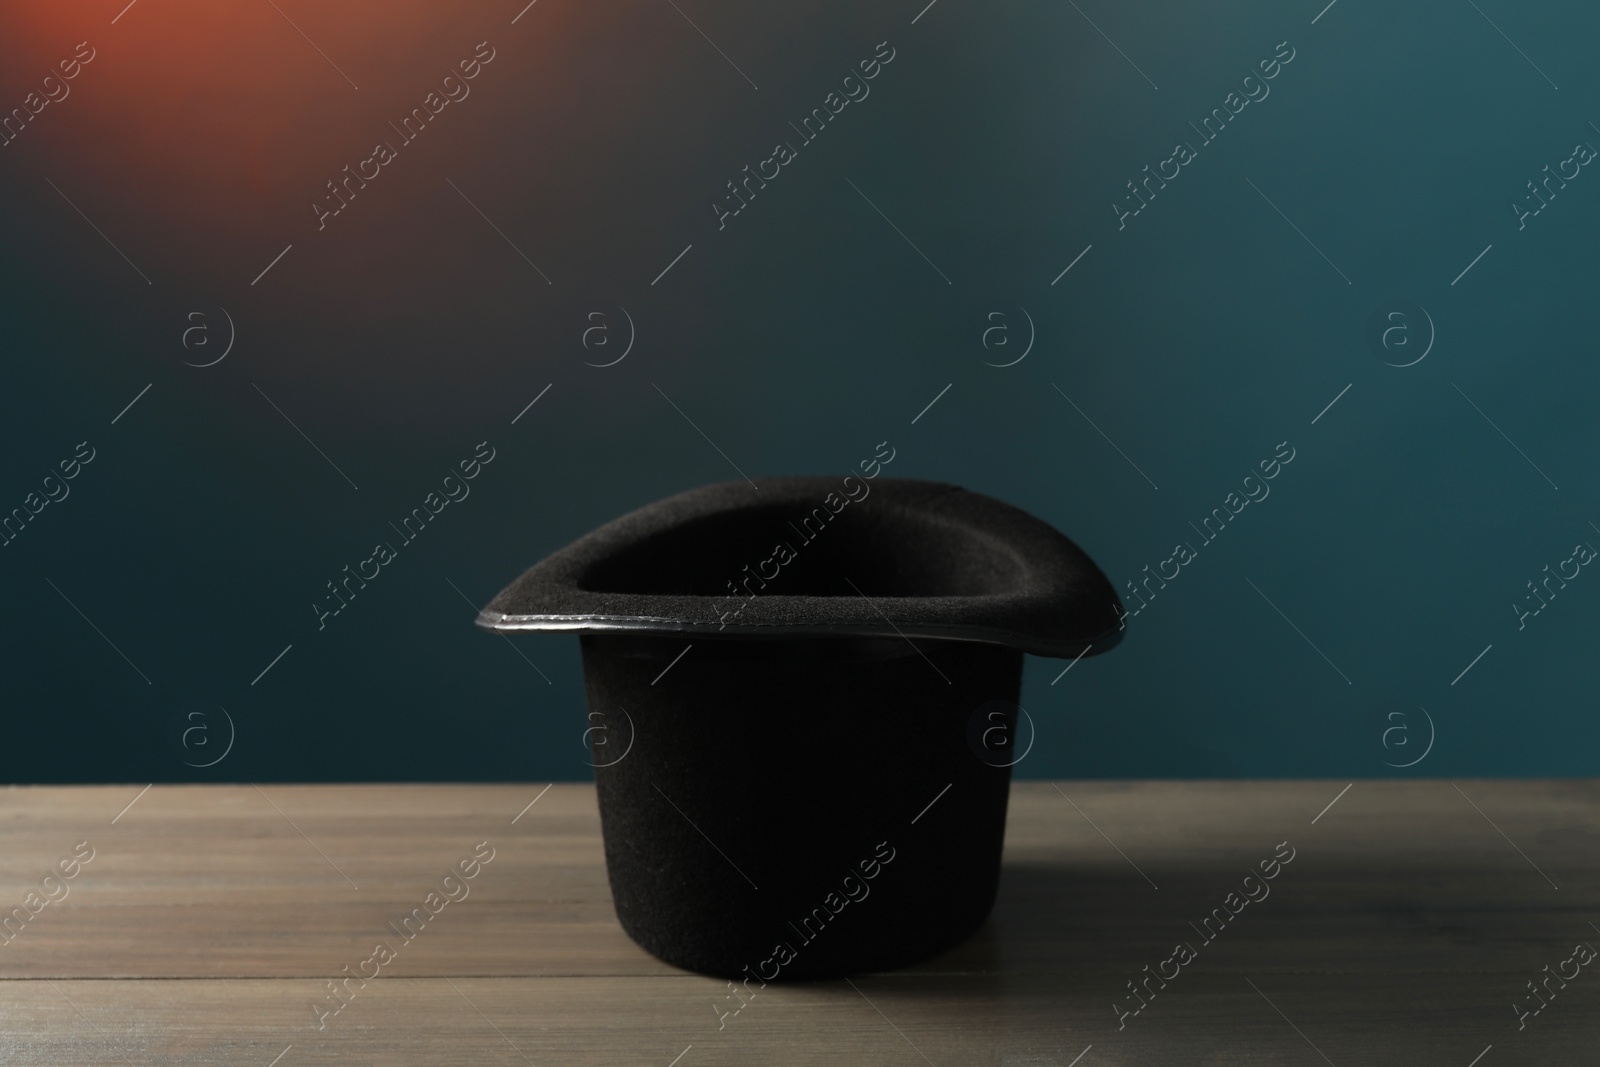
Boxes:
[1,781,1594,1065]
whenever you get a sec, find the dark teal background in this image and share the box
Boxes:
[1,0,1596,781]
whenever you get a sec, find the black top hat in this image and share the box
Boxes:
[478,475,1122,980]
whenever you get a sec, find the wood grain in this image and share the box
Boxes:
[1,780,1596,1064]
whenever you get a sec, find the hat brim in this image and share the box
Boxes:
[477,476,1123,659]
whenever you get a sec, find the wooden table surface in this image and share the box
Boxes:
[1,780,1595,1065]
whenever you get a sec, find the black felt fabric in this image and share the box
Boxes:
[478,476,1121,978]
[584,634,1023,980]
[478,476,1123,658]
